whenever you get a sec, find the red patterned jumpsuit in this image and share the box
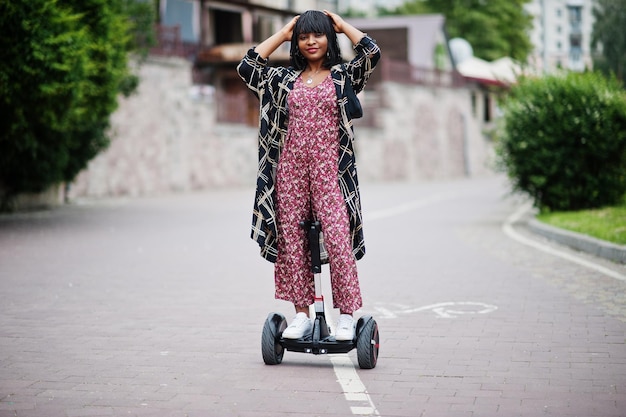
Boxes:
[274,74,362,314]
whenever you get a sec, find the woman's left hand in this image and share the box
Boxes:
[324,9,365,46]
[323,10,345,33]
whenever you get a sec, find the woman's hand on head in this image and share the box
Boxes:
[282,15,299,41]
[323,10,364,45]
[323,10,345,33]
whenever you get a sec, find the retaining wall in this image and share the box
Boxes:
[69,56,494,200]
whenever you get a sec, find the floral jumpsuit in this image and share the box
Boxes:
[274,74,362,314]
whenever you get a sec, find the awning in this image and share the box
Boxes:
[457,56,522,86]
[196,43,290,65]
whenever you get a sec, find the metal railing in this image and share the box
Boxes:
[378,58,466,88]
[150,24,198,58]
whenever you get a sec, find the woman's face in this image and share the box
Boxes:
[297,32,328,64]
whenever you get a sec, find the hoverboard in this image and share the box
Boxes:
[261,220,379,369]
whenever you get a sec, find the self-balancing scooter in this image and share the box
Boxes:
[261,220,379,369]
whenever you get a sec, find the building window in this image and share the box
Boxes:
[570,48,581,62]
[471,92,477,117]
[568,6,582,24]
[568,5,582,32]
[213,9,243,44]
[483,93,491,123]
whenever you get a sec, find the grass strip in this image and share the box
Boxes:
[536,199,626,246]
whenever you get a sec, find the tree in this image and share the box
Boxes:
[383,0,432,15]
[592,0,626,82]
[384,0,533,62]
[123,0,158,59]
[0,0,92,197]
[0,0,154,207]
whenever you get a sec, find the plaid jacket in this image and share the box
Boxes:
[237,35,381,263]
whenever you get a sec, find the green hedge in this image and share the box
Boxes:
[496,72,626,211]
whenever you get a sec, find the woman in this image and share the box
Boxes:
[237,10,380,341]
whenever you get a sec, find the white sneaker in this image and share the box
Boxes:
[335,314,355,341]
[282,312,312,339]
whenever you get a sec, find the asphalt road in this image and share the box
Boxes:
[1,175,625,417]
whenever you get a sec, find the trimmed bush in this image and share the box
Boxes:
[496,72,626,211]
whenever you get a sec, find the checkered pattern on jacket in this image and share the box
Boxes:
[237,35,381,263]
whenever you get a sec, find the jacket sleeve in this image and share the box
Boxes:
[345,35,381,94]
[236,48,270,99]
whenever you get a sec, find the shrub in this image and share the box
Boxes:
[496,71,626,211]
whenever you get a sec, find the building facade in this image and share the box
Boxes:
[67,8,496,199]
[525,0,595,73]
[338,0,405,15]
[158,0,338,46]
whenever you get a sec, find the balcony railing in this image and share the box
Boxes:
[378,59,466,88]
[150,24,198,58]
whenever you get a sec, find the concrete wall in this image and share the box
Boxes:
[69,56,258,199]
[355,82,494,183]
[69,56,494,200]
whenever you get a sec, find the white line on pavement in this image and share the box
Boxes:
[325,304,381,416]
[330,355,380,416]
[503,203,626,282]
[365,193,453,221]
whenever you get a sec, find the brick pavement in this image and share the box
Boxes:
[1,177,625,417]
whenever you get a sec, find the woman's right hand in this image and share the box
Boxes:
[281,15,299,42]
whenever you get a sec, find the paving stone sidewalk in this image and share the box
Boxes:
[1,177,625,417]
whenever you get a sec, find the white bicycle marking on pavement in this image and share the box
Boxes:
[326,300,498,416]
[326,190,623,417]
[371,301,499,319]
[504,203,626,282]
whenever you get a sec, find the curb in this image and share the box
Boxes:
[528,218,626,265]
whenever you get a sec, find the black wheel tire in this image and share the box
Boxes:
[356,316,379,369]
[262,313,287,365]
